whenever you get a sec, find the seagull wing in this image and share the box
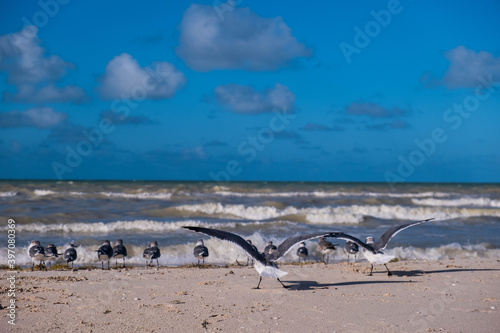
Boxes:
[182,226,265,264]
[328,232,377,254]
[267,232,340,261]
[375,218,435,251]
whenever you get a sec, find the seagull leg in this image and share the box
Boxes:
[368,264,374,276]
[384,264,393,276]
[277,278,289,289]
[123,258,125,268]
[253,276,263,289]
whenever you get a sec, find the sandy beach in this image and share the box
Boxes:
[2,258,499,333]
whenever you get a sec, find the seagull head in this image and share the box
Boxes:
[366,237,375,245]
[196,239,205,246]
[150,241,158,247]
[102,240,111,245]
[115,239,124,245]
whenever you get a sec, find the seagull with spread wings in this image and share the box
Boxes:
[182,226,336,289]
[329,218,435,276]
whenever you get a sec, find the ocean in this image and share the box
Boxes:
[1,180,500,267]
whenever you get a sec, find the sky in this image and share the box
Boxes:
[0,0,499,183]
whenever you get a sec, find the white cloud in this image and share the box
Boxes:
[4,84,88,104]
[423,46,500,89]
[97,53,186,100]
[0,26,88,103]
[0,107,67,129]
[176,4,312,71]
[0,27,73,84]
[214,83,295,114]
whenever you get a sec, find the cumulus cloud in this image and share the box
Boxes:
[0,26,88,103]
[176,4,312,71]
[214,83,296,114]
[97,53,186,100]
[4,84,88,104]
[0,107,68,129]
[423,46,500,89]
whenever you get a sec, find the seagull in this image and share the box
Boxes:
[28,240,46,271]
[264,241,277,254]
[296,242,309,263]
[245,239,258,266]
[317,237,339,264]
[344,241,359,262]
[143,241,161,267]
[330,218,435,276]
[193,239,209,266]
[96,240,114,269]
[44,244,60,268]
[63,244,78,269]
[183,226,337,289]
[113,239,128,268]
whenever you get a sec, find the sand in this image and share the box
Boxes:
[1,258,499,333]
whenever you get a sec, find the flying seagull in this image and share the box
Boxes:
[113,239,128,268]
[143,241,161,267]
[28,240,46,271]
[193,239,209,266]
[63,244,78,269]
[317,237,339,264]
[330,218,435,276]
[96,240,114,269]
[183,226,336,289]
[344,241,359,262]
[296,242,309,263]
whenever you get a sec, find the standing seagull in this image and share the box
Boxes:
[193,239,209,266]
[317,237,338,264]
[330,218,435,276]
[44,244,60,268]
[264,241,277,254]
[344,241,359,263]
[113,239,128,268]
[28,240,46,271]
[143,241,161,267]
[246,239,258,266]
[183,226,337,289]
[63,244,78,269]
[296,242,309,263]
[96,240,114,269]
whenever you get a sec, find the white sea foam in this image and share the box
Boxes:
[0,191,17,197]
[175,203,500,223]
[99,192,172,200]
[4,241,499,268]
[14,219,267,233]
[34,189,57,196]
[412,197,500,208]
[214,190,451,199]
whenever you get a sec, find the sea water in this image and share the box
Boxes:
[1,180,499,267]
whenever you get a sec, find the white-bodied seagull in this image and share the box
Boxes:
[96,240,114,269]
[330,218,435,276]
[193,239,209,266]
[183,226,337,289]
[317,237,339,264]
[113,239,127,268]
[28,240,46,271]
[296,242,309,263]
[63,244,78,269]
[143,241,161,267]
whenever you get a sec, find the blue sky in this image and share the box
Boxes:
[0,0,499,183]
